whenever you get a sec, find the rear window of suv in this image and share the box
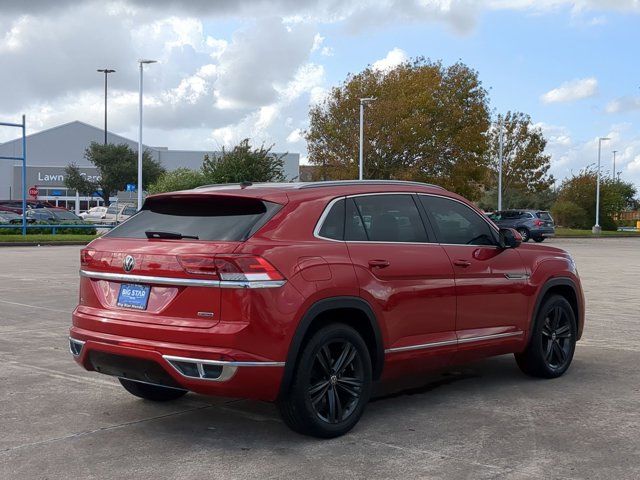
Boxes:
[104,195,281,241]
[536,211,553,221]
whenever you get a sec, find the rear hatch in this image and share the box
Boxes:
[536,211,555,228]
[78,194,282,329]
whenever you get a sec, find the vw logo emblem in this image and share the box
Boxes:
[123,255,135,273]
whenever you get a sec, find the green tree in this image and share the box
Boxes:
[148,168,206,194]
[64,142,165,206]
[202,139,286,183]
[485,111,554,209]
[553,166,637,230]
[306,58,491,200]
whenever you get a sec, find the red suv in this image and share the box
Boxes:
[70,181,584,437]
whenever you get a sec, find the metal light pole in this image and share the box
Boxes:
[137,59,156,210]
[612,150,618,181]
[358,97,376,180]
[592,136,610,234]
[498,116,504,211]
[97,69,115,144]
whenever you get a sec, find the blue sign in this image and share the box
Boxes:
[126,183,137,192]
[51,189,63,196]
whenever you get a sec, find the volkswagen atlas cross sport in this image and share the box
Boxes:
[70,180,584,438]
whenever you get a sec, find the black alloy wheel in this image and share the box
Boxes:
[308,340,365,424]
[278,324,372,438]
[540,305,573,370]
[515,294,577,378]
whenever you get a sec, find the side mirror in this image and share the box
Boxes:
[499,228,522,249]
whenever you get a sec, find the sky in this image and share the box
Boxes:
[0,0,639,188]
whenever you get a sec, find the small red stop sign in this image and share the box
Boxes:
[28,187,39,197]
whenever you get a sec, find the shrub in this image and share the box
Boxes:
[551,201,587,229]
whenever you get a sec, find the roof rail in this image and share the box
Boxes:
[297,180,445,190]
[194,183,243,189]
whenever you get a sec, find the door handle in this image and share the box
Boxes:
[453,259,471,267]
[368,259,390,269]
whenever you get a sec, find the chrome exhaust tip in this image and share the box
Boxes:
[69,337,85,357]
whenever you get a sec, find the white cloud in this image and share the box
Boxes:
[287,128,303,143]
[372,47,408,72]
[540,77,598,104]
[605,96,640,114]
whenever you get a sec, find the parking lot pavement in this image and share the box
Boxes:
[0,239,639,479]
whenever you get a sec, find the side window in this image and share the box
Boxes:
[345,198,367,241]
[421,196,496,246]
[123,206,137,216]
[318,199,345,240]
[352,194,428,243]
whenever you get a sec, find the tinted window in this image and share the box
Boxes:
[345,198,367,241]
[53,210,81,220]
[106,205,118,215]
[421,196,496,246]
[105,196,280,241]
[352,194,428,243]
[123,206,137,216]
[318,199,345,240]
[536,211,553,221]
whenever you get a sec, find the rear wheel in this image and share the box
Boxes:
[533,236,545,243]
[277,324,372,438]
[515,295,576,378]
[517,227,530,242]
[119,378,188,401]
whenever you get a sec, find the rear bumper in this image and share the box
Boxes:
[532,227,555,237]
[69,326,285,401]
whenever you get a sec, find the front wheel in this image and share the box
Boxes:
[515,295,577,378]
[119,378,188,401]
[277,324,372,438]
[517,228,530,242]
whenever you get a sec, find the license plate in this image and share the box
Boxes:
[117,283,150,310]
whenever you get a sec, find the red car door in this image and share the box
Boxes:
[418,195,528,352]
[341,194,457,374]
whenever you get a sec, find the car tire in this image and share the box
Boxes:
[277,324,372,438]
[533,236,545,243]
[517,228,530,242]
[119,378,188,401]
[515,294,577,378]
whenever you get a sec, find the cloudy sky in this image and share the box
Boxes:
[0,0,639,187]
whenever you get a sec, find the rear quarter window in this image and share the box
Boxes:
[104,196,281,241]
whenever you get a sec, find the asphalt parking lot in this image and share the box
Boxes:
[1,238,639,479]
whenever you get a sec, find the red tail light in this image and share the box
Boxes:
[80,248,96,267]
[533,219,544,226]
[177,255,284,282]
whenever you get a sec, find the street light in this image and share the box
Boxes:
[612,150,618,181]
[497,115,504,211]
[592,136,610,234]
[137,59,157,210]
[96,68,115,145]
[359,97,376,180]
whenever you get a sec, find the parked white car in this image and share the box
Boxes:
[103,203,137,223]
[79,206,108,222]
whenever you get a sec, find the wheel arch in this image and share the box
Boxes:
[531,277,582,341]
[279,296,385,397]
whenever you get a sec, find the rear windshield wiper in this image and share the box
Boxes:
[145,230,199,240]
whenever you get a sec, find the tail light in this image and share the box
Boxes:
[80,248,96,267]
[533,219,544,226]
[177,255,285,283]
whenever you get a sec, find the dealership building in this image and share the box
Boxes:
[0,121,300,211]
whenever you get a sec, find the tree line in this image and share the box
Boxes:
[65,56,637,229]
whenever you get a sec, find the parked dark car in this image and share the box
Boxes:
[26,207,84,223]
[0,200,55,214]
[70,181,583,438]
[0,210,23,224]
[489,210,555,242]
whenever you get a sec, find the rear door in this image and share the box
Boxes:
[343,194,457,358]
[418,195,528,342]
[78,194,281,329]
